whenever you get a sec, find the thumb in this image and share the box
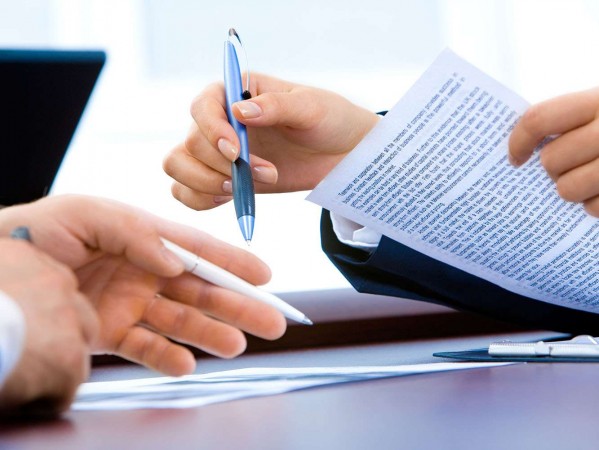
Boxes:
[59,196,186,277]
[232,89,322,130]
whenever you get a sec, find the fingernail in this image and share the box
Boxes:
[214,195,232,205]
[508,153,521,167]
[236,101,262,119]
[217,138,238,160]
[222,179,232,194]
[253,166,278,184]
[161,246,185,272]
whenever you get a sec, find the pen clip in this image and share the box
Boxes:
[228,28,251,99]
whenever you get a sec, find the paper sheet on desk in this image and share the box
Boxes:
[72,362,509,410]
[308,49,599,314]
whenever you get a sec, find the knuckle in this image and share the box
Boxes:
[170,181,183,200]
[171,306,188,333]
[189,93,206,117]
[190,83,223,118]
[519,104,546,137]
[260,92,280,113]
[171,183,195,210]
[172,184,211,211]
[162,151,176,175]
[184,131,201,156]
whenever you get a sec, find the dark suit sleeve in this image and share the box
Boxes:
[320,209,599,334]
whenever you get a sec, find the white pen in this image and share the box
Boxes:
[161,239,313,325]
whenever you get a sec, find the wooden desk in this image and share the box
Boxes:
[2,330,597,450]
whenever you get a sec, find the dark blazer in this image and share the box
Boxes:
[321,209,599,334]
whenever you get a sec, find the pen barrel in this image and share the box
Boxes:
[224,41,250,162]
[161,239,309,324]
[232,158,255,219]
[224,39,255,241]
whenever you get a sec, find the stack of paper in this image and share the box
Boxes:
[73,362,509,410]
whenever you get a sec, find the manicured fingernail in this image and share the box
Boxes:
[236,101,262,119]
[214,195,232,205]
[252,166,278,184]
[217,138,238,160]
[222,179,232,193]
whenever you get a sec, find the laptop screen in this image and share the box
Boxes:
[0,49,105,206]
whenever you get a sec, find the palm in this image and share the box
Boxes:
[70,249,282,376]
[74,255,163,356]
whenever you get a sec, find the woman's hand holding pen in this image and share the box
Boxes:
[166,72,599,218]
[0,195,287,377]
[509,87,599,217]
[163,73,379,211]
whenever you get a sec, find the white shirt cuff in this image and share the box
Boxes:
[0,290,26,388]
[330,212,382,252]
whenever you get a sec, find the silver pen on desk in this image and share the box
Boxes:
[162,239,313,325]
[224,28,255,244]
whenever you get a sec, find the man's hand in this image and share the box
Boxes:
[0,239,99,414]
[0,195,287,377]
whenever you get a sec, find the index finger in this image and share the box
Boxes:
[119,203,272,285]
[156,218,272,286]
[509,88,599,166]
[190,82,240,159]
[252,72,298,96]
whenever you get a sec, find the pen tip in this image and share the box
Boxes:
[302,317,314,326]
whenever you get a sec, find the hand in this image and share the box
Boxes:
[0,239,99,414]
[0,195,287,377]
[163,73,379,210]
[508,87,599,216]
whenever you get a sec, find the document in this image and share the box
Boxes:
[308,49,599,313]
[72,362,508,410]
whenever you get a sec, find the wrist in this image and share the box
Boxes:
[343,108,382,156]
[0,291,26,389]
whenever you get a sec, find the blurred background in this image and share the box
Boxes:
[1,0,598,294]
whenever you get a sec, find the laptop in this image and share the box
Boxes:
[0,49,106,206]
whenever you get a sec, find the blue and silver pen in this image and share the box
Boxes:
[224,28,255,244]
